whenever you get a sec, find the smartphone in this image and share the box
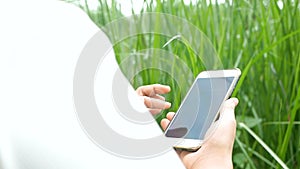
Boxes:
[164,68,241,151]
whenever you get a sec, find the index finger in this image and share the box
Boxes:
[136,84,171,96]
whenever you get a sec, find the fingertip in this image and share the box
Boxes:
[231,97,239,105]
[166,112,175,121]
[225,98,239,108]
[219,98,238,121]
[158,84,170,90]
[160,118,170,131]
[153,84,171,94]
[161,84,171,93]
[164,102,171,109]
[165,85,171,92]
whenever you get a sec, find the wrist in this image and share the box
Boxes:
[191,146,233,169]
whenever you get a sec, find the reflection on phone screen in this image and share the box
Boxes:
[165,77,234,140]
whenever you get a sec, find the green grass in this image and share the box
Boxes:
[70,0,300,168]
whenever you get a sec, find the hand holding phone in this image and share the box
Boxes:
[161,97,239,169]
[164,68,241,151]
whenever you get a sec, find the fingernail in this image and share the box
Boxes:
[232,98,239,105]
[165,102,171,108]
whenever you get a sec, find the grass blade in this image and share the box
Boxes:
[239,122,289,169]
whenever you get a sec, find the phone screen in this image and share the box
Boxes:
[165,77,234,140]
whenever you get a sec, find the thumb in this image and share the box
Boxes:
[219,98,239,122]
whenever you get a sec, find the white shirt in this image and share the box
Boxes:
[0,0,184,168]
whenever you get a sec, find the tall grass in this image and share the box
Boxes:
[71,0,300,168]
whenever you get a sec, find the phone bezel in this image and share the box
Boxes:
[164,68,241,151]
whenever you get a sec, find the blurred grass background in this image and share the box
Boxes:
[67,0,300,168]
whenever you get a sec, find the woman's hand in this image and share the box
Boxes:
[136,84,171,115]
[161,98,239,169]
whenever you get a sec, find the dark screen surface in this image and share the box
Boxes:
[165,77,234,139]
